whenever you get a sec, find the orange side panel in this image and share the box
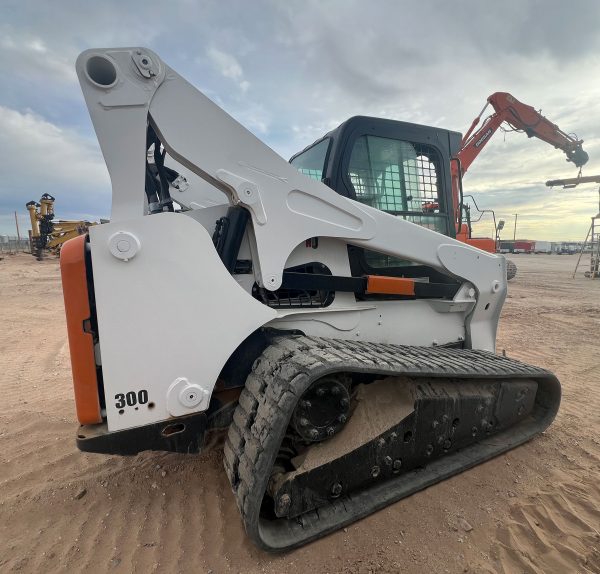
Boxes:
[464,237,496,254]
[456,225,496,254]
[366,275,415,296]
[455,226,469,244]
[60,235,102,424]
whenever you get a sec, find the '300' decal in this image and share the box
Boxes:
[115,390,149,409]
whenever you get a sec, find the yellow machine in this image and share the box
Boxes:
[26,194,95,260]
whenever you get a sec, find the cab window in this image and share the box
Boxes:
[347,135,447,269]
[348,135,446,233]
[290,138,330,182]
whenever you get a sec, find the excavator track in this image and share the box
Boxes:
[506,258,517,281]
[223,336,560,552]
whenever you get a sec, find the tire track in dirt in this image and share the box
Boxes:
[492,482,600,574]
[479,259,600,574]
[2,253,600,574]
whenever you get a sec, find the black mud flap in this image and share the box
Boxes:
[76,412,207,455]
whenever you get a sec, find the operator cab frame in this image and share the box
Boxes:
[290,116,463,280]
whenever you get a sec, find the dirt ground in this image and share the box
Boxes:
[1,253,599,574]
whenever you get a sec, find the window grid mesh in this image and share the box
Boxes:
[297,168,323,181]
[350,139,441,217]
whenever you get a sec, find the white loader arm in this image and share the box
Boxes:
[76,48,505,432]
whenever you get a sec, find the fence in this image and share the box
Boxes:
[0,235,31,254]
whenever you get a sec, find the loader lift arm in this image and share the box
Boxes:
[452,92,589,230]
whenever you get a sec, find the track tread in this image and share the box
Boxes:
[223,335,558,552]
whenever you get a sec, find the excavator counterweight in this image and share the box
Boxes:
[60,48,561,551]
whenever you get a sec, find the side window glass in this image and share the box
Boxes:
[290,138,330,182]
[348,135,445,233]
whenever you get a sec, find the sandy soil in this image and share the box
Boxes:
[1,252,599,574]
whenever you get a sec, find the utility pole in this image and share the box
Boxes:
[14,211,21,242]
[513,213,518,241]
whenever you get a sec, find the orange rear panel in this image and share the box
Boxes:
[60,235,102,424]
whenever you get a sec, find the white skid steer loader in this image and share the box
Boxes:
[60,48,560,551]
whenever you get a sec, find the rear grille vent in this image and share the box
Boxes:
[253,262,334,309]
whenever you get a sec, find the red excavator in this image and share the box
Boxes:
[453,92,588,252]
[291,93,588,266]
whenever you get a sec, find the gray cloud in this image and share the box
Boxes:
[1,0,599,242]
[0,105,109,216]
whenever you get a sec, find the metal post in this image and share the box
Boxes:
[572,223,591,279]
[14,211,21,242]
[513,213,518,241]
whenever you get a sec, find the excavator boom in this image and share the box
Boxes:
[452,91,588,235]
[460,92,588,172]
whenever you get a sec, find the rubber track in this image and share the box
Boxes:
[223,335,560,552]
[506,258,518,281]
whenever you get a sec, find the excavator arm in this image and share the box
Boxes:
[452,92,588,230]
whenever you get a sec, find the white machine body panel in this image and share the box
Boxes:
[89,213,275,431]
[75,47,507,432]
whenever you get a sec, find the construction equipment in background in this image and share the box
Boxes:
[546,175,600,278]
[455,94,587,278]
[291,93,588,282]
[61,48,561,552]
[26,193,54,259]
[458,197,517,279]
[26,194,95,260]
[455,93,588,245]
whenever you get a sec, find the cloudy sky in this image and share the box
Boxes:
[2,0,600,241]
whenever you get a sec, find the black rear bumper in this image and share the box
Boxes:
[76,412,207,455]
